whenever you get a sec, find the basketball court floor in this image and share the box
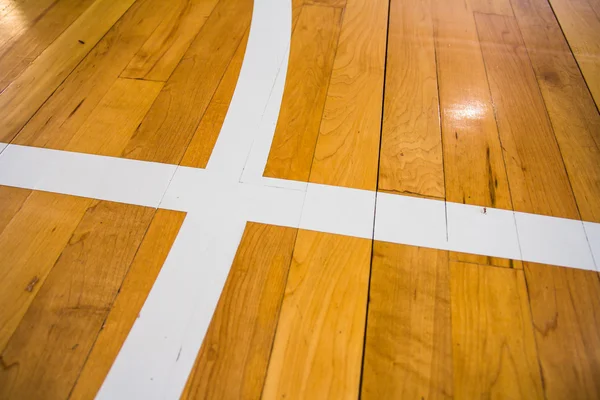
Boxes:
[0,0,599,398]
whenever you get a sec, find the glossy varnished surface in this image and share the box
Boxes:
[0,0,598,398]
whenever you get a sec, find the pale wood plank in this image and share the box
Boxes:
[0,186,31,235]
[0,0,136,142]
[65,78,164,156]
[69,209,185,400]
[468,0,514,15]
[0,0,95,92]
[120,0,219,81]
[263,5,342,182]
[450,261,544,399]
[308,0,388,191]
[511,0,600,223]
[181,223,297,399]
[475,13,580,219]
[13,0,171,150]
[121,0,253,164]
[180,30,249,168]
[548,0,600,108]
[378,0,444,199]
[524,263,600,399]
[0,201,154,399]
[433,0,512,209]
[362,243,452,399]
[0,191,92,351]
[263,231,371,398]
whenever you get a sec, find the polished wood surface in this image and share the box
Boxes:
[0,0,599,397]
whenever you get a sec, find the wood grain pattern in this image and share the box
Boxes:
[548,0,600,108]
[0,0,95,92]
[450,261,544,399]
[120,0,219,81]
[468,0,514,15]
[182,223,297,400]
[263,231,371,399]
[511,0,600,223]
[0,0,55,50]
[0,201,154,400]
[362,243,452,399]
[180,30,250,168]
[475,13,580,219]
[309,0,388,190]
[306,0,347,7]
[121,0,253,164]
[0,0,136,142]
[524,263,600,399]
[0,191,91,352]
[449,251,523,269]
[69,209,185,400]
[433,0,512,209]
[263,5,342,182]
[13,0,170,150]
[65,78,164,157]
[0,186,31,235]
[378,0,444,199]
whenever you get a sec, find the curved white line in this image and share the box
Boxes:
[96,1,292,398]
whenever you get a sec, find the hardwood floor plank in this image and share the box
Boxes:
[0,0,95,92]
[449,251,523,269]
[120,0,219,81]
[0,186,31,235]
[362,243,452,399]
[65,78,164,157]
[0,191,91,351]
[121,0,253,164]
[0,0,136,143]
[378,0,444,199]
[308,0,388,191]
[306,0,346,7]
[548,0,600,108]
[13,0,171,150]
[475,13,580,219]
[450,261,544,399]
[263,231,371,398]
[511,0,600,223]
[0,201,154,400]
[469,0,514,15]
[181,223,297,400]
[263,5,342,182]
[69,209,186,400]
[0,0,55,51]
[180,30,249,168]
[433,0,512,210]
[524,263,600,399]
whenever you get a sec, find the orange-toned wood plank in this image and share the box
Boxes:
[0,0,95,92]
[181,223,297,399]
[263,231,371,398]
[468,0,513,15]
[449,251,523,269]
[548,0,600,108]
[475,13,579,219]
[0,191,91,351]
[0,201,154,399]
[306,0,346,7]
[263,5,342,182]
[121,0,253,164]
[524,263,600,399]
[511,0,600,223]
[433,0,512,209]
[180,30,249,168]
[0,0,136,142]
[378,0,444,198]
[308,0,388,190]
[0,0,55,50]
[69,209,185,400]
[450,261,544,399]
[13,0,170,150]
[362,243,452,399]
[120,0,219,81]
[0,186,31,235]
[65,78,164,156]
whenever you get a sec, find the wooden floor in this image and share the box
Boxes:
[0,0,599,398]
